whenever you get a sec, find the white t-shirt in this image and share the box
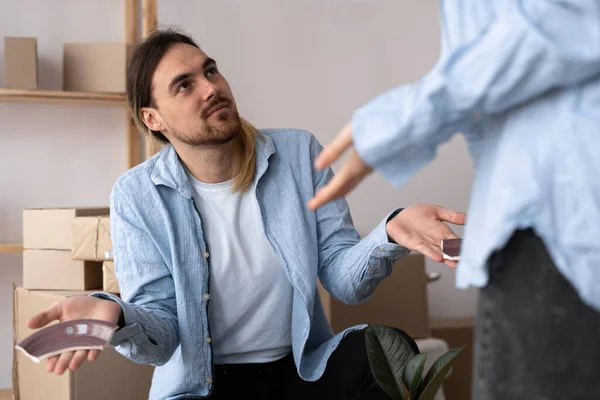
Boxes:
[188,173,293,364]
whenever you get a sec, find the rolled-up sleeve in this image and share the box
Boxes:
[91,186,180,366]
[311,137,409,304]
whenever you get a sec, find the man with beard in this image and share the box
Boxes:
[27,29,465,400]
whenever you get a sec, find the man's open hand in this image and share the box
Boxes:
[387,204,466,268]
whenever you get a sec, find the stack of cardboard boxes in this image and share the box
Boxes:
[14,208,151,400]
[22,208,112,291]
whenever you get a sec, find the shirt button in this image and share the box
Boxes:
[203,251,210,259]
[205,337,212,343]
[473,112,483,120]
[378,247,385,252]
[206,377,213,384]
[203,293,210,300]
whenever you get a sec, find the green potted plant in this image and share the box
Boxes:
[365,324,464,400]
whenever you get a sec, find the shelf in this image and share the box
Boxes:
[0,88,127,106]
[0,244,23,253]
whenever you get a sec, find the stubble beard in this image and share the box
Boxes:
[176,109,242,147]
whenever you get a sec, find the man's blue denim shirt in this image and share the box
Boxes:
[93,129,408,400]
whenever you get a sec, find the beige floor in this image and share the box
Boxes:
[0,388,11,400]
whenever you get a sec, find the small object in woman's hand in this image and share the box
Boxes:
[15,319,117,363]
[441,238,462,261]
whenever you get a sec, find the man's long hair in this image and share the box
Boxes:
[127,27,262,192]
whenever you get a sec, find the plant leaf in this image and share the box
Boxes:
[388,326,421,355]
[365,325,406,400]
[402,354,427,399]
[418,347,464,400]
[365,325,418,400]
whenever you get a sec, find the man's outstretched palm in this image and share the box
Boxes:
[386,204,466,268]
[27,296,122,375]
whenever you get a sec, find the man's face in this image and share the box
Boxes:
[143,43,241,146]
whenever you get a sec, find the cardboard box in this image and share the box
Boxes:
[4,37,38,89]
[103,261,119,294]
[63,43,132,92]
[72,216,112,261]
[431,318,475,400]
[23,250,103,290]
[23,207,109,250]
[318,253,430,339]
[13,286,154,400]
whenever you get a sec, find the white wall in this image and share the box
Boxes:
[0,0,477,388]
